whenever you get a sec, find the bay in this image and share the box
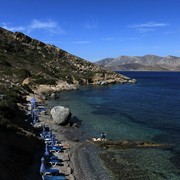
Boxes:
[49,71,180,179]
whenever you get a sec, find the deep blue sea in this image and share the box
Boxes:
[50,71,180,179]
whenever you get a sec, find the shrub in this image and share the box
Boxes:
[0,59,11,67]
[15,68,31,80]
[33,75,56,85]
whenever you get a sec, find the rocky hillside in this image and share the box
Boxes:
[0,27,135,93]
[0,87,44,179]
[96,55,180,71]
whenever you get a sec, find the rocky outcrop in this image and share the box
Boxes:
[33,81,78,94]
[50,106,71,125]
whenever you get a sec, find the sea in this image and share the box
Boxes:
[49,71,180,179]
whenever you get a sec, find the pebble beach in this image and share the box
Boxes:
[28,95,111,180]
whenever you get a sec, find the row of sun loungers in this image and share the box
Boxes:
[39,125,66,180]
[29,98,67,180]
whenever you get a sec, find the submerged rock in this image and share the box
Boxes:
[50,92,59,99]
[50,106,71,125]
[87,139,172,150]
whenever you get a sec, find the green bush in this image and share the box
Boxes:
[0,59,11,66]
[33,75,57,85]
[15,68,31,80]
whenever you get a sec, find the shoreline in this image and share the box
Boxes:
[28,87,113,179]
[36,108,112,180]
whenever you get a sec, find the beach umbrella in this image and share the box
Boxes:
[32,111,37,124]
[51,134,55,146]
[42,124,46,135]
[48,130,53,139]
[42,124,46,132]
[30,97,37,110]
[44,143,50,156]
[32,109,39,124]
[30,97,36,103]
[40,157,46,175]
[50,130,53,137]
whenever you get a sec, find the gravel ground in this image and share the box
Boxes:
[39,113,112,180]
[70,141,112,180]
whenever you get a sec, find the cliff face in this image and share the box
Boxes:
[96,55,180,71]
[0,27,134,92]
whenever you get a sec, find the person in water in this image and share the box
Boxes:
[101,132,106,140]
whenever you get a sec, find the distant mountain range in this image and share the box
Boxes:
[95,55,180,71]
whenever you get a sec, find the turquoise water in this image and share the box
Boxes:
[50,71,180,179]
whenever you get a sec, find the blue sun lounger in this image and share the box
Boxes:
[40,157,60,175]
[44,168,59,175]
[49,155,59,160]
[48,146,63,153]
[46,159,62,167]
[45,139,59,146]
[42,175,66,180]
[38,106,46,112]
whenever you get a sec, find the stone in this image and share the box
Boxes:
[65,167,71,175]
[50,92,58,99]
[50,106,71,125]
[68,174,75,180]
[100,80,108,85]
[73,138,79,142]
[22,77,30,86]
[61,153,70,161]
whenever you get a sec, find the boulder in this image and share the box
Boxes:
[100,80,108,85]
[50,92,58,99]
[22,77,30,86]
[50,106,71,125]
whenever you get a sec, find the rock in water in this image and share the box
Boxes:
[50,106,71,125]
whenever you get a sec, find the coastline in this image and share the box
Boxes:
[27,73,180,180]
[23,79,115,180]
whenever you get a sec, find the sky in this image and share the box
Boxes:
[1,0,180,62]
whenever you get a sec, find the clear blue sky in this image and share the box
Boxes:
[1,0,180,61]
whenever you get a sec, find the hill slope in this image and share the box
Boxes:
[96,55,180,71]
[0,27,135,91]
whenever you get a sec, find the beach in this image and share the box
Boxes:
[36,107,112,180]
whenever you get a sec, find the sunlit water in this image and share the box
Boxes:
[49,72,180,179]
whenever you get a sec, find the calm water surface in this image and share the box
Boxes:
[50,71,180,179]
